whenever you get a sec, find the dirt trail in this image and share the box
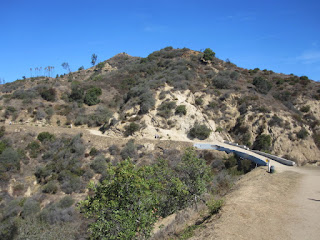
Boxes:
[190,164,320,240]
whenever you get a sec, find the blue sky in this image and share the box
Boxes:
[1,0,320,82]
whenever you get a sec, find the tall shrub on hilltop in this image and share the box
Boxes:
[203,48,215,61]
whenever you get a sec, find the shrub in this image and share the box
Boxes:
[27,140,40,158]
[300,105,310,113]
[175,105,187,115]
[58,196,74,209]
[120,139,137,160]
[69,82,84,102]
[40,88,56,102]
[42,181,58,194]
[0,126,5,138]
[195,97,203,106]
[124,122,140,136]
[189,124,211,140]
[79,159,158,240]
[37,132,55,142]
[253,77,272,94]
[253,134,271,151]
[157,101,176,118]
[109,144,120,155]
[84,86,102,106]
[203,48,215,61]
[60,175,83,194]
[0,148,20,172]
[207,198,224,215]
[212,71,232,89]
[297,127,309,139]
[90,155,108,174]
[139,91,155,114]
[0,141,7,155]
[89,147,98,156]
[268,115,283,127]
[21,198,40,218]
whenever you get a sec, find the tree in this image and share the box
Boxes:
[203,48,215,61]
[91,54,97,66]
[61,62,71,73]
[79,159,158,239]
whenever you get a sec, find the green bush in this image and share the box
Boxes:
[175,105,187,115]
[189,124,211,140]
[40,88,56,102]
[207,198,224,215]
[253,77,272,94]
[42,181,58,194]
[253,134,271,151]
[124,122,140,136]
[84,87,102,106]
[37,132,55,142]
[203,48,215,61]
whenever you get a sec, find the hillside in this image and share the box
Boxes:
[1,47,320,239]
[1,47,320,165]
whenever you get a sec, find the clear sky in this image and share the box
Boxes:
[1,0,320,82]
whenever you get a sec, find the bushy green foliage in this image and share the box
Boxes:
[79,148,210,240]
[253,77,272,94]
[175,105,187,115]
[189,124,211,140]
[37,132,55,142]
[207,198,224,215]
[203,48,215,61]
[253,134,271,151]
[124,122,140,136]
[79,159,158,239]
[84,86,102,106]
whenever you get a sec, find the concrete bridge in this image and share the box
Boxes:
[194,140,295,167]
